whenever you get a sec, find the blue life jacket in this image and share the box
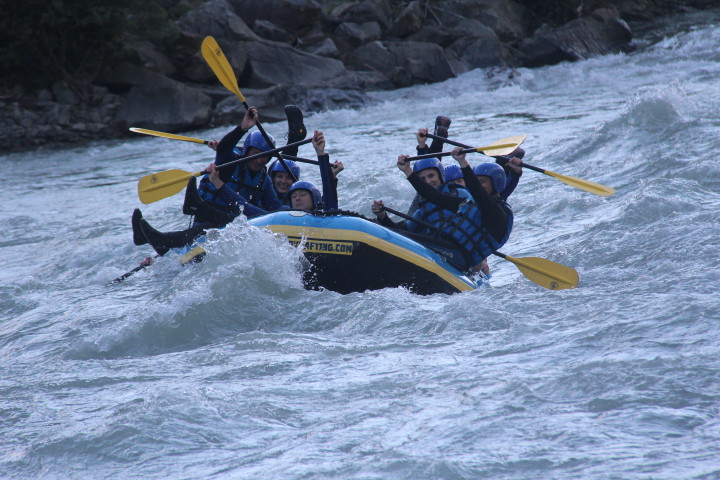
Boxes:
[198,161,269,212]
[407,183,471,235]
[443,198,514,265]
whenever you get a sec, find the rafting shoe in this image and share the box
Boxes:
[284,104,306,156]
[132,209,148,246]
[182,176,202,216]
[139,219,171,256]
[429,115,451,153]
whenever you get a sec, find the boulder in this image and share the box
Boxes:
[330,0,394,31]
[175,0,259,41]
[334,21,382,48]
[447,20,514,69]
[253,20,297,43]
[228,0,324,37]
[518,9,633,67]
[116,70,212,131]
[242,40,349,88]
[386,1,426,38]
[310,38,342,58]
[407,25,462,47]
[429,0,527,42]
[126,39,177,76]
[349,41,458,87]
[212,86,289,125]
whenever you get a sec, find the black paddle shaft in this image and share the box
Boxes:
[422,132,543,173]
[243,102,299,183]
[202,137,313,174]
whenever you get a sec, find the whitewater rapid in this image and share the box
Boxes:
[1,9,719,479]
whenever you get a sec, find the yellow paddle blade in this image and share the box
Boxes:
[477,135,527,157]
[544,170,616,197]
[504,255,579,290]
[130,128,207,145]
[201,36,245,102]
[137,169,200,204]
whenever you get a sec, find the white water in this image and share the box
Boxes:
[2,10,720,479]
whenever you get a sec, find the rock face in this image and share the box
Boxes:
[0,0,712,151]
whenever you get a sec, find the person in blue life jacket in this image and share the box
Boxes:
[269,159,301,205]
[131,106,287,256]
[372,149,513,273]
[288,181,322,210]
[443,164,466,187]
[238,130,341,217]
[492,147,524,200]
[371,156,463,225]
[269,157,345,207]
[405,116,452,215]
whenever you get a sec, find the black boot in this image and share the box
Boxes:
[429,115,451,154]
[141,221,206,256]
[284,105,306,156]
[182,176,202,216]
[139,219,172,256]
[132,209,148,246]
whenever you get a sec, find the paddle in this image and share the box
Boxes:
[108,256,157,285]
[129,127,209,145]
[129,127,321,166]
[406,135,526,162]
[381,206,579,290]
[422,132,616,197]
[201,36,299,183]
[137,137,312,204]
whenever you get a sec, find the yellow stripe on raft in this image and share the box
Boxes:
[265,225,475,292]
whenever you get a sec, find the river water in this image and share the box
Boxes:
[2,10,719,479]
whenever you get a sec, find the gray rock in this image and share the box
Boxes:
[518,9,633,67]
[334,21,382,48]
[387,1,425,38]
[127,39,177,76]
[176,0,259,41]
[253,20,297,43]
[449,36,514,69]
[310,38,341,58]
[229,0,324,37]
[349,41,458,87]
[407,25,462,47]
[243,40,349,88]
[429,0,527,42]
[330,0,394,31]
[117,74,212,131]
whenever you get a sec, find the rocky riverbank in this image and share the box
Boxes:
[1,0,715,152]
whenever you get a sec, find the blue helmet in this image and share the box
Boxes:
[269,159,300,179]
[413,157,444,182]
[473,163,506,193]
[242,130,275,153]
[288,181,322,209]
[443,164,463,182]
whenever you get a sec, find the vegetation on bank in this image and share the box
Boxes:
[0,0,192,96]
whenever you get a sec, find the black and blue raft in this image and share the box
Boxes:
[248,209,486,295]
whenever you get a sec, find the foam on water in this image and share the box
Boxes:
[2,9,720,479]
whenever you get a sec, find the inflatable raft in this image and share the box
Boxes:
[248,210,485,295]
